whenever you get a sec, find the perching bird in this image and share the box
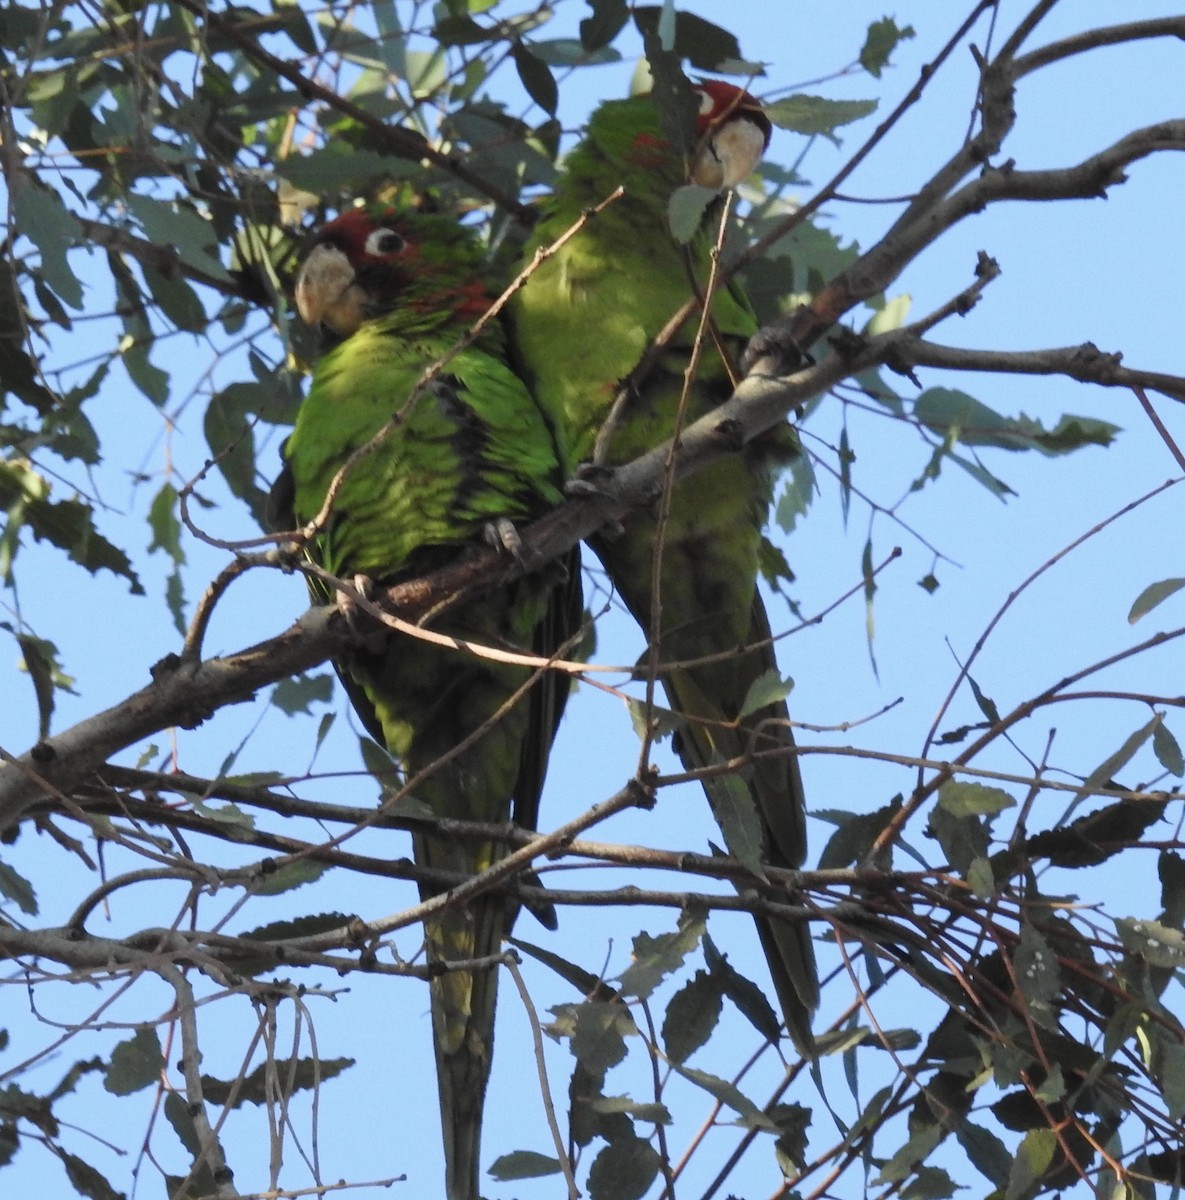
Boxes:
[275,205,580,1199]
[510,81,818,1053]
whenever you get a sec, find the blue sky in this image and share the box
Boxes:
[3,2,1185,1197]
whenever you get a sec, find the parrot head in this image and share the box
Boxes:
[295,206,489,338]
[689,79,771,190]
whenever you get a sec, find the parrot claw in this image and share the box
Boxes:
[741,321,813,378]
[335,574,388,649]
[336,573,374,623]
[484,517,536,569]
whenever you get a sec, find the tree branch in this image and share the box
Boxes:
[894,337,1185,402]
[170,0,533,223]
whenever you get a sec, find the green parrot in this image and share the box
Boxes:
[276,205,580,1200]
[510,81,818,1054]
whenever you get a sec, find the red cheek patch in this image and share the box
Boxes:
[626,131,671,171]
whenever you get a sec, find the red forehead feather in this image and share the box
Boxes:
[319,206,406,257]
[693,79,771,148]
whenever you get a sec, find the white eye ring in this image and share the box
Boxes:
[364,229,406,256]
[696,88,715,116]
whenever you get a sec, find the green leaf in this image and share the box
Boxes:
[251,859,328,896]
[668,184,716,243]
[865,292,911,334]
[199,1056,353,1106]
[702,768,768,879]
[1033,1062,1065,1103]
[765,95,878,142]
[1128,577,1185,623]
[1076,715,1160,803]
[529,37,620,67]
[62,1152,123,1200]
[189,796,255,829]
[1013,922,1059,1005]
[875,1121,941,1183]
[587,1132,661,1200]
[568,1000,634,1074]
[277,146,410,197]
[0,461,143,593]
[0,858,38,915]
[432,13,494,46]
[966,670,1001,724]
[625,694,676,741]
[703,933,781,1043]
[966,856,994,899]
[954,1119,1011,1186]
[1005,1128,1057,1200]
[816,798,901,870]
[662,970,723,1063]
[915,388,1120,454]
[774,454,817,533]
[12,179,83,309]
[147,483,185,565]
[127,195,230,281]
[164,1089,206,1160]
[241,913,355,943]
[272,673,334,715]
[633,7,745,71]
[860,18,916,77]
[839,423,853,523]
[1027,795,1166,867]
[738,668,793,717]
[147,484,185,634]
[927,805,988,875]
[104,1028,163,1096]
[770,1101,811,1173]
[672,1064,776,1129]
[589,1095,671,1124]
[1116,917,1185,969]
[617,908,705,999]
[489,1150,562,1180]
[15,632,61,739]
[1158,1035,1185,1119]
[512,40,557,114]
[121,339,170,405]
[580,0,628,51]
[204,382,270,522]
[0,266,59,413]
[1153,721,1184,777]
[141,265,206,333]
[901,1166,957,1200]
[937,781,1015,818]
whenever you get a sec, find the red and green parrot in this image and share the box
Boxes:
[275,205,580,1200]
[510,81,819,1054]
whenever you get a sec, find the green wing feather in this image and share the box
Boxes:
[512,93,818,1054]
[280,215,578,1198]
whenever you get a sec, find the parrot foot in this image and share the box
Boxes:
[336,574,387,649]
[713,416,746,450]
[336,573,374,623]
[564,462,615,498]
[483,517,536,569]
[741,321,814,378]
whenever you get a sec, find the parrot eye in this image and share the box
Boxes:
[695,88,715,117]
[364,229,407,257]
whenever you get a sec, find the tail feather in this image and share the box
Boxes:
[661,592,818,1056]
[426,894,507,1200]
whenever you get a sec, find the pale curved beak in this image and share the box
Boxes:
[295,242,363,336]
[691,115,770,190]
